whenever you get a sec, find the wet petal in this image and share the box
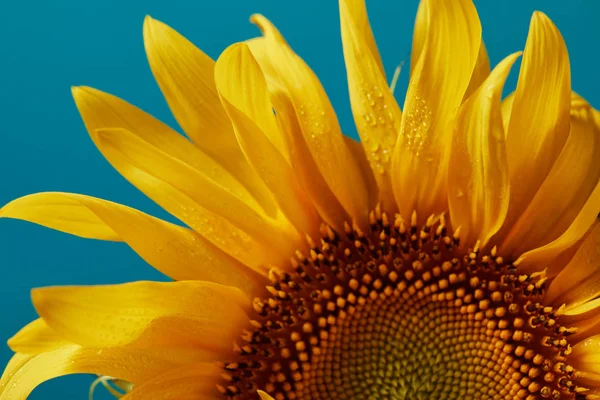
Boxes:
[249,15,370,226]
[340,0,402,210]
[0,192,266,290]
[214,43,321,238]
[249,49,350,231]
[448,52,519,246]
[391,0,482,219]
[92,127,294,265]
[32,281,249,353]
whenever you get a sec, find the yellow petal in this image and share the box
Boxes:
[501,105,600,257]
[569,335,600,388]
[557,293,600,341]
[411,0,489,103]
[500,92,515,132]
[7,319,69,354]
[32,281,249,353]
[339,0,402,210]
[448,52,520,246]
[0,192,265,290]
[258,390,276,400]
[213,43,288,161]
[248,38,350,230]
[564,297,600,317]
[121,363,221,400]
[214,43,321,239]
[544,223,600,309]
[72,85,278,221]
[518,182,600,274]
[92,127,295,265]
[345,135,378,210]
[340,0,385,78]
[500,12,571,244]
[391,0,482,219]
[0,345,211,400]
[463,42,491,101]
[142,16,238,155]
[249,15,370,226]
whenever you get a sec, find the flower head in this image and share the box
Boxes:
[2,0,600,399]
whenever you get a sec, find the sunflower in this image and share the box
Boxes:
[2,0,600,399]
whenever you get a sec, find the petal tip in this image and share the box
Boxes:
[143,14,158,35]
[30,287,47,309]
[71,85,97,103]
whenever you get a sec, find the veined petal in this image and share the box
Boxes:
[448,52,519,246]
[122,363,221,399]
[142,16,238,155]
[545,223,600,308]
[0,192,266,290]
[214,43,321,239]
[92,127,296,265]
[32,281,249,353]
[501,105,600,257]
[72,85,279,220]
[0,345,212,400]
[247,39,350,231]
[249,15,370,226]
[391,0,482,220]
[339,0,402,210]
[7,319,69,354]
[500,12,571,252]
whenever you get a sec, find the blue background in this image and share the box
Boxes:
[0,0,597,398]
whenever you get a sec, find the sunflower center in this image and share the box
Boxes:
[218,209,583,400]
